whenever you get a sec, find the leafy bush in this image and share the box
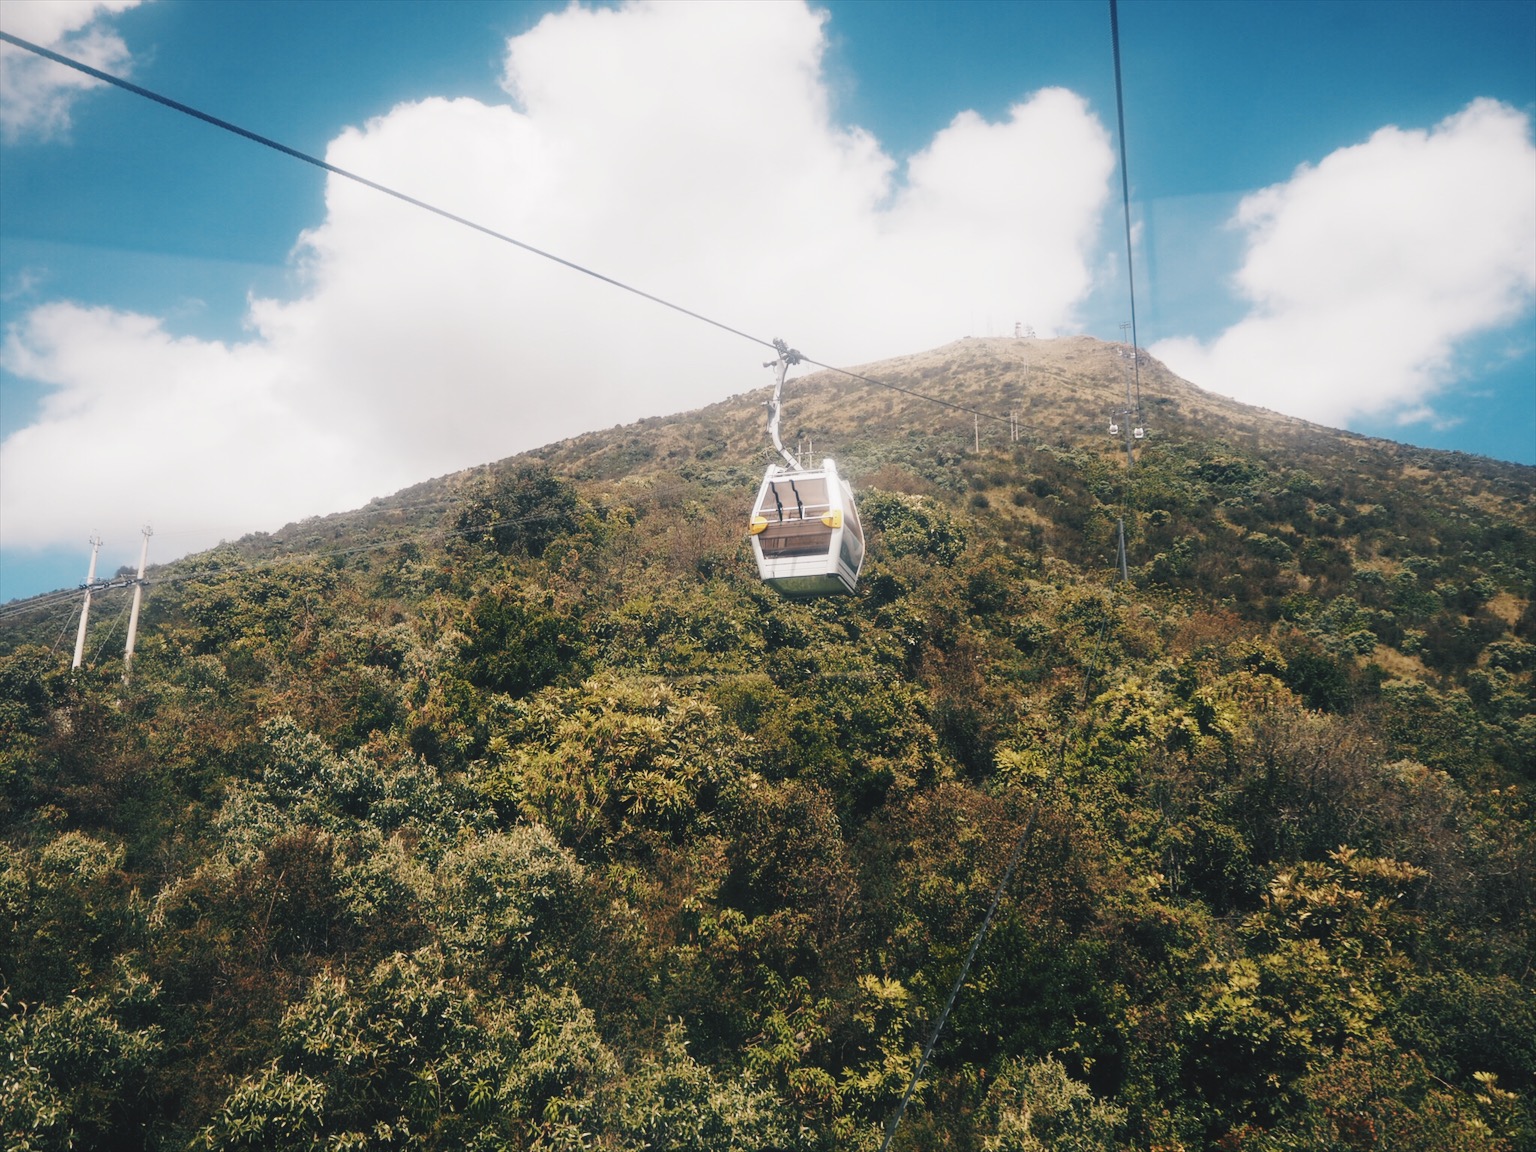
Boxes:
[452,463,580,557]
[860,490,968,564]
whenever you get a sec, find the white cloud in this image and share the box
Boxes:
[1152,99,1536,428]
[0,0,142,142]
[1,303,366,550]
[1,0,1115,557]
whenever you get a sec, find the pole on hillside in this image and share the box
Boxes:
[72,534,103,670]
[122,525,153,684]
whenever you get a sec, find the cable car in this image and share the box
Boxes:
[749,458,864,596]
[747,340,865,597]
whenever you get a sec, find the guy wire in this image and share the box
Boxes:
[50,599,84,655]
[91,592,133,666]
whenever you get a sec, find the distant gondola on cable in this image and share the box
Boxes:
[747,340,865,597]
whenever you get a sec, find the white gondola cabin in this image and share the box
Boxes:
[748,458,864,597]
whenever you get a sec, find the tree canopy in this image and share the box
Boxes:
[3,338,1532,1150]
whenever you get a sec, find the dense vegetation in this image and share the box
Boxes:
[3,338,1533,1150]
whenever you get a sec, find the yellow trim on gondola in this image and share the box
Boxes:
[820,509,842,529]
[748,515,768,535]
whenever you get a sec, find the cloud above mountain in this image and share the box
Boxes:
[6,1,1531,575]
[1152,98,1536,428]
[0,0,1116,554]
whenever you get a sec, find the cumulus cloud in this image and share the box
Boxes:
[1,0,1115,556]
[1152,99,1536,428]
[0,0,141,142]
[1,303,368,549]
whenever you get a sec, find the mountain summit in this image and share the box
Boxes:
[2,337,1532,1149]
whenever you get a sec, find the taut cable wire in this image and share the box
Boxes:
[1,31,1022,435]
[1109,0,1142,409]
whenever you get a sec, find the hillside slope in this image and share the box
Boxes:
[2,338,1533,1150]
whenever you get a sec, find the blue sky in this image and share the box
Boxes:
[1,0,1533,602]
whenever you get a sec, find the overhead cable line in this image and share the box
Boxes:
[2,32,1022,435]
[1,484,783,631]
[2,588,82,616]
[91,594,133,665]
[0,465,744,624]
[0,531,431,623]
[882,11,1147,1141]
[1108,0,1142,409]
[1108,0,1148,583]
[0,586,100,623]
[0,32,772,355]
[801,355,1013,426]
[879,801,1042,1151]
[50,600,83,655]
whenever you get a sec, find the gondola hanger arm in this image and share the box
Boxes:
[765,338,802,469]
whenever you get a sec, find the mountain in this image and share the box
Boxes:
[2,337,1532,1150]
